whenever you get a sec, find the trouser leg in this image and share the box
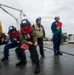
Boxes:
[4,43,19,58]
[15,47,26,66]
[29,45,39,63]
[0,41,7,45]
[53,33,62,55]
[38,38,44,56]
[1,43,20,61]
[29,45,40,74]
[15,47,26,61]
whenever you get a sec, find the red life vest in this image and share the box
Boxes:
[0,33,6,42]
[57,21,62,28]
[0,33,5,38]
[9,31,20,41]
[20,26,33,41]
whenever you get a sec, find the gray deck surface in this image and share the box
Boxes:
[0,42,74,75]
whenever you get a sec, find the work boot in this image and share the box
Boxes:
[1,57,8,62]
[16,60,26,66]
[54,52,58,56]
[54,51,58,56]
[57,51,63,55]
[41,54,45,58]
[34,63,40,74]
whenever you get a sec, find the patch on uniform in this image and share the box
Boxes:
[24,34,31,39]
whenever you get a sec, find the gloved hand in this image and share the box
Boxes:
[27,41,33,45]
[17,41,20,43]
[34,41,38,46]
[1,38,5,42]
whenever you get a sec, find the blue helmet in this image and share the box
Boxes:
[20,19,30,27]
[36,17,41,23]
[8,26,16,33]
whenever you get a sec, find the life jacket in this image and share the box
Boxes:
[20,26,33,41]
[0,33,6,42]
[0,33,5,38]
[9,31,20,41]
[33,23,43,38]
[56,21,62,28]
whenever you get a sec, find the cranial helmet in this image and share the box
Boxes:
[36,17,41,23]
[20,19,30,27]
[8,26,16,33]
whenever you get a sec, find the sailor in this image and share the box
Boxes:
[51,16,63,55]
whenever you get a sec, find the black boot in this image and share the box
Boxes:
[34,63,40,74]
[16,60,26,66]
[1,57,8,62]
[57,51,63,55]
[54,51,58,56]
[41,54,45,58]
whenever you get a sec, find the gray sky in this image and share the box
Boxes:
[0,0,74,37]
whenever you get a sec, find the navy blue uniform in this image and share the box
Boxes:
[51,21,62,55]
